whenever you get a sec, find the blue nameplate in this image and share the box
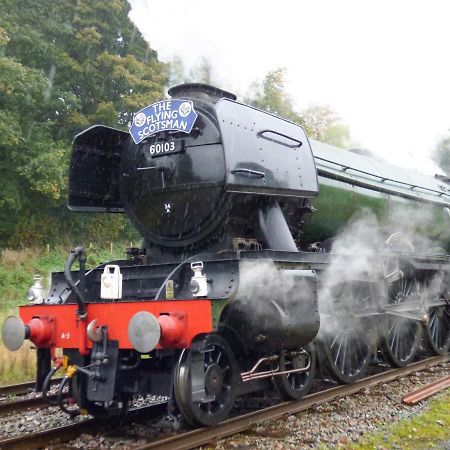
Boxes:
[129,99,198,144]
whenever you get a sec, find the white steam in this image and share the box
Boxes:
[317,203,450,339]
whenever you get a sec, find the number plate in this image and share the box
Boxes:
[147,140,184,158]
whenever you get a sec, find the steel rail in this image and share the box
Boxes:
[134,355,450,450]
[0,417,97,450]
[0,402,167,450]
[0,378,62,397]
[0,395,59,417]
[402,374,450,404]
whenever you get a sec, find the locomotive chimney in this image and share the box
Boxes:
[168,83,236,103]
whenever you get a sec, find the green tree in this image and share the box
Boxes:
[245,68,301,123]
[0,28,60,243]
[168,55,217,86]
[168,56,187,87]
[299,105,350,147]
[0,0,167,247]
[188,57,215,85]
[432,131,450,175]
[246,68,351,148]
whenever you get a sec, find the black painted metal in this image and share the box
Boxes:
[220,266,320,354]
[216,99,318,198]
[45,256,240,304]
[87,340,119,402]
[35,348,51,392]
[69,125,127,212]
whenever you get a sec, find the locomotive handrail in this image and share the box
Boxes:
[154,254,208,300]
[317,168,450,208]
[315,156,449,199]
[230,168,265,178]
[64,246,87,320]
[137,166,157,171]
[257,129,302,148]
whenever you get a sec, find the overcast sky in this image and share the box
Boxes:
[129,0,450,174]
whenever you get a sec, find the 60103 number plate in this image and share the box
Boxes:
[147,140,184,157]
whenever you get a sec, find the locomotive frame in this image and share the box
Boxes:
[2,83,450,426]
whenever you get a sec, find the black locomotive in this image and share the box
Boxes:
[2,84,450,425]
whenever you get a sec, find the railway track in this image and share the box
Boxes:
[0,402,168,450]
[0,378,61,397]
[0,355,448,450]
[0,394,59,417]
[136,355,450,450]
[0,378,63,417]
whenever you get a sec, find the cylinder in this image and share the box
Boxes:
[219,261,320,354]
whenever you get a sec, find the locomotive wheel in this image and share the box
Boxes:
[319,282,375,384]
[320,324,374,384]
[273,344,316,400]
[423,300,450,354]
[173,334,238,426]
[382,277,421,367]
[422,275,450,355]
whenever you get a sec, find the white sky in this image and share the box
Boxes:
[129,0,450,174]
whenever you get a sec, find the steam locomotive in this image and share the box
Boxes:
[2,84,450,425]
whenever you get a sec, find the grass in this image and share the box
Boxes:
[350,391,450,449]
[0,243,129,386]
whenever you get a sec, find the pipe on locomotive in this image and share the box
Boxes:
[64,246,87,320]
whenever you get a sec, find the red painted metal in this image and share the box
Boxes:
[18,300,212,350]
[26,316,55,347]
[402,374,450,404]
[158,312,186,347]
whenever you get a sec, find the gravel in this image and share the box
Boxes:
[0,394,167,441]
[0,404,90,438]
